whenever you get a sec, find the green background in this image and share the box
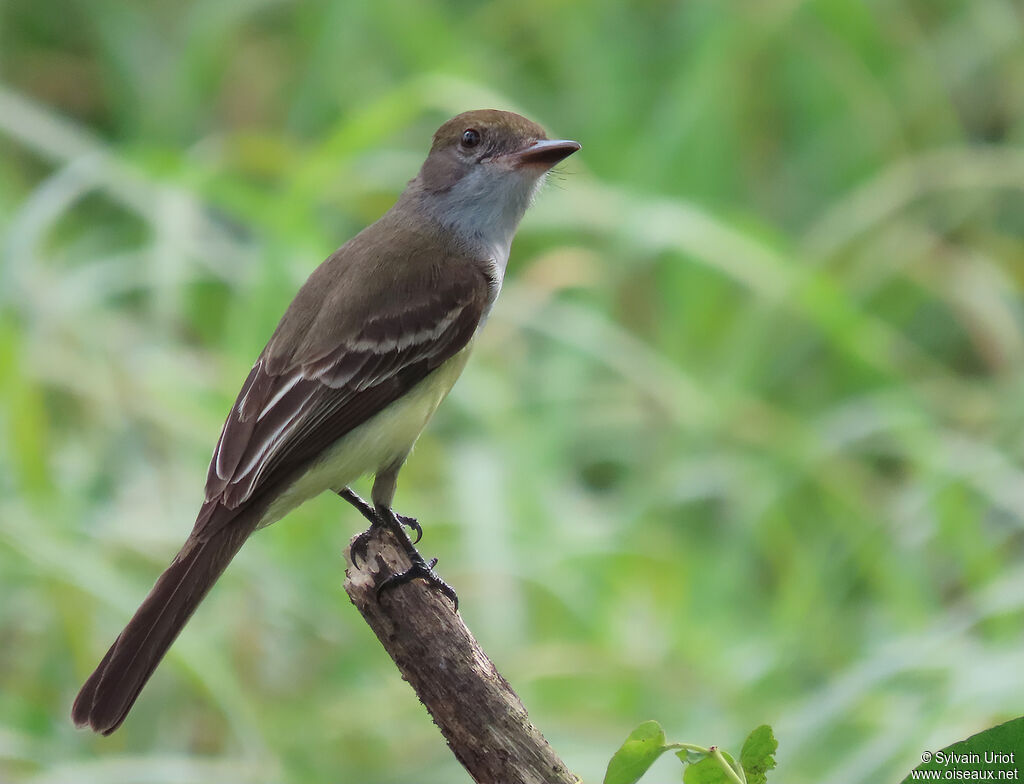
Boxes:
[2,1,1024,782]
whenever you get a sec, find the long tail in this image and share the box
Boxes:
[72,516,257,735]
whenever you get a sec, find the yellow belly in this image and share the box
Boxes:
[258,347,472,528]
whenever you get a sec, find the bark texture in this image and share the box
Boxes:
[344,527,579,784]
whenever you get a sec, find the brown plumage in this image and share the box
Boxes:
[72,109,579,734]
[72,222,490,735]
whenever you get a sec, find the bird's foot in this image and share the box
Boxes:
[396,513,422,543]
[349,526,376,568]
[354,504,458,610]
[375,553,459,611]
[340,488,422,567]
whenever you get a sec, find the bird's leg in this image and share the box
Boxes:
[338,487,378,527]
[373,506,459,611]
[339,487,422,541]
[339,487,422,567]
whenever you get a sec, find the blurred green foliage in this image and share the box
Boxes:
[2,0,1024,782]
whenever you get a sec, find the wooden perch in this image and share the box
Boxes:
[344,526,579,784]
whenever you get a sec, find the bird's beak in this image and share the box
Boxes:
[508,139,581,169]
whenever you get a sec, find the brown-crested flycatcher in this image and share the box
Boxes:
[72,109,580,735]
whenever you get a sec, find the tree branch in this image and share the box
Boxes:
[344,526,579,784]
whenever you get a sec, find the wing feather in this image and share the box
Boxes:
[199,264,489,536]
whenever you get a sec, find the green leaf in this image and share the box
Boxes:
[900,716,1024,784]
[604,720,670,784]
[683,751,737,784]
[740,725,778,784]
[677,748,709,764]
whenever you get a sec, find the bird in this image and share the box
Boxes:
[71,109,580,735]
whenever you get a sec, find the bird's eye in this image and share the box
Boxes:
[461,128,481,148]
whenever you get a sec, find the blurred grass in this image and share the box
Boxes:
[2,0,1024,782]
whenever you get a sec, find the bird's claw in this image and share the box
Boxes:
[397,514,422,544]
[375,556,459,610]
[350,527,374,568]
[346,500,420,565]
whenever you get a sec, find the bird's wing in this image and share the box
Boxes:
[194,254,491,540]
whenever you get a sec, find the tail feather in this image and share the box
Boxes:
[72,519,256,735]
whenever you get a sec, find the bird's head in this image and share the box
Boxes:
[412,109,580,249]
